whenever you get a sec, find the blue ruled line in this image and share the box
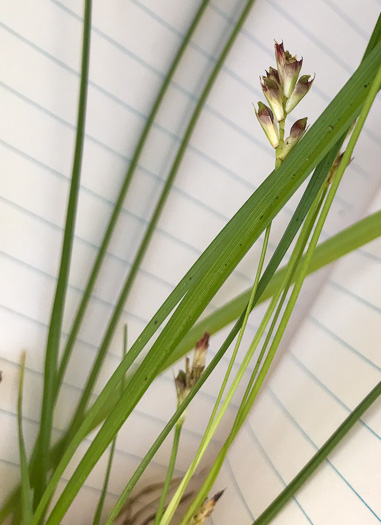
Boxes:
[267,387,381,522]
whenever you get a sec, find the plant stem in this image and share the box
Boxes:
[250,60,381,524]
[240,183,328,409]
[160,223,271,522]
[179,179,328,525]
[163,94,288,523]
[276,119,285,168]
[17,353,33,525]
[154,422,183,524]
[33,0,92,503]
[209,224,271,426]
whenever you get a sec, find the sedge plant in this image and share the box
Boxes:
[2,5,381,525]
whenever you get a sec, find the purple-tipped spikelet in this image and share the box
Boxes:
[286,74,315,113]
[189,490,225,524]
[254,102,279,148]
[279,117,308,160]
[274,41,303,98]
[260,75,284,122]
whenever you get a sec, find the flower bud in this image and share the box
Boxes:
[175,369,188,406]
[189,490,225,524]
[275,41,303,98]
[174,332,210,410]
[326,152,353,184]
[254,102,279,149]
[260,76,284,122]
[279,118,308,160]
[285,74,315,114]
[193,331,209,370]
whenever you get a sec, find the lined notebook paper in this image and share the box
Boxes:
[1,0,380,523]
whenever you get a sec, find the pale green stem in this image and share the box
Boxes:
[179,179,328,525]
[240,183,328,409]
[18,353,33,525]
[161,113,288,524]
[188,62,381,525]
[208,225,271,425]
[276,119,285,168]
[157,208,271,525]
[154,422,183,524]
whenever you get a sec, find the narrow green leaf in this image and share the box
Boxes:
[154,423,182,524]
[17,353,33,524]
[363,13,381,59]
[35,43,381,525]
[92,325,127,525]
[13,3,210,519]
[182,61,381,519]
[250,60,381,525]
[32,0,92,502]
[63,0,260,443]
[172,184,330,525]
[73,144,338,436]
[55,0,211,396]
[253,381,381,525]
[166,208,381,367]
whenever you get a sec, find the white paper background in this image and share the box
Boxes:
[1,0,380,523]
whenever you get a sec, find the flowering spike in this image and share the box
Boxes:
[260,76,284,122]
[327,152,353,184]
[275,41,303,98]
[174,332,210,411]
[254,102,279,149]
[285,74,315,113]
[279,117,308,160]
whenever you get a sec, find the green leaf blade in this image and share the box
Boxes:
[17,353,33,525]
[33,0,93,501]
[253,381,381,525]
[41,43,381,525]
[167,208,381,366]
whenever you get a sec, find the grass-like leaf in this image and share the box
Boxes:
[32,0,92,501]
[253,380,381,524]
[250,60,381,525]
[63,0,260,443]
[181,59,381,523]
[92,325,128,525]
[177,179,330,525]
[154,422,182,524]
[3,2,210,521]
[55,0,211,395]
[17,353,33,525]
[34,42,381,525]
[166,207,381,367]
